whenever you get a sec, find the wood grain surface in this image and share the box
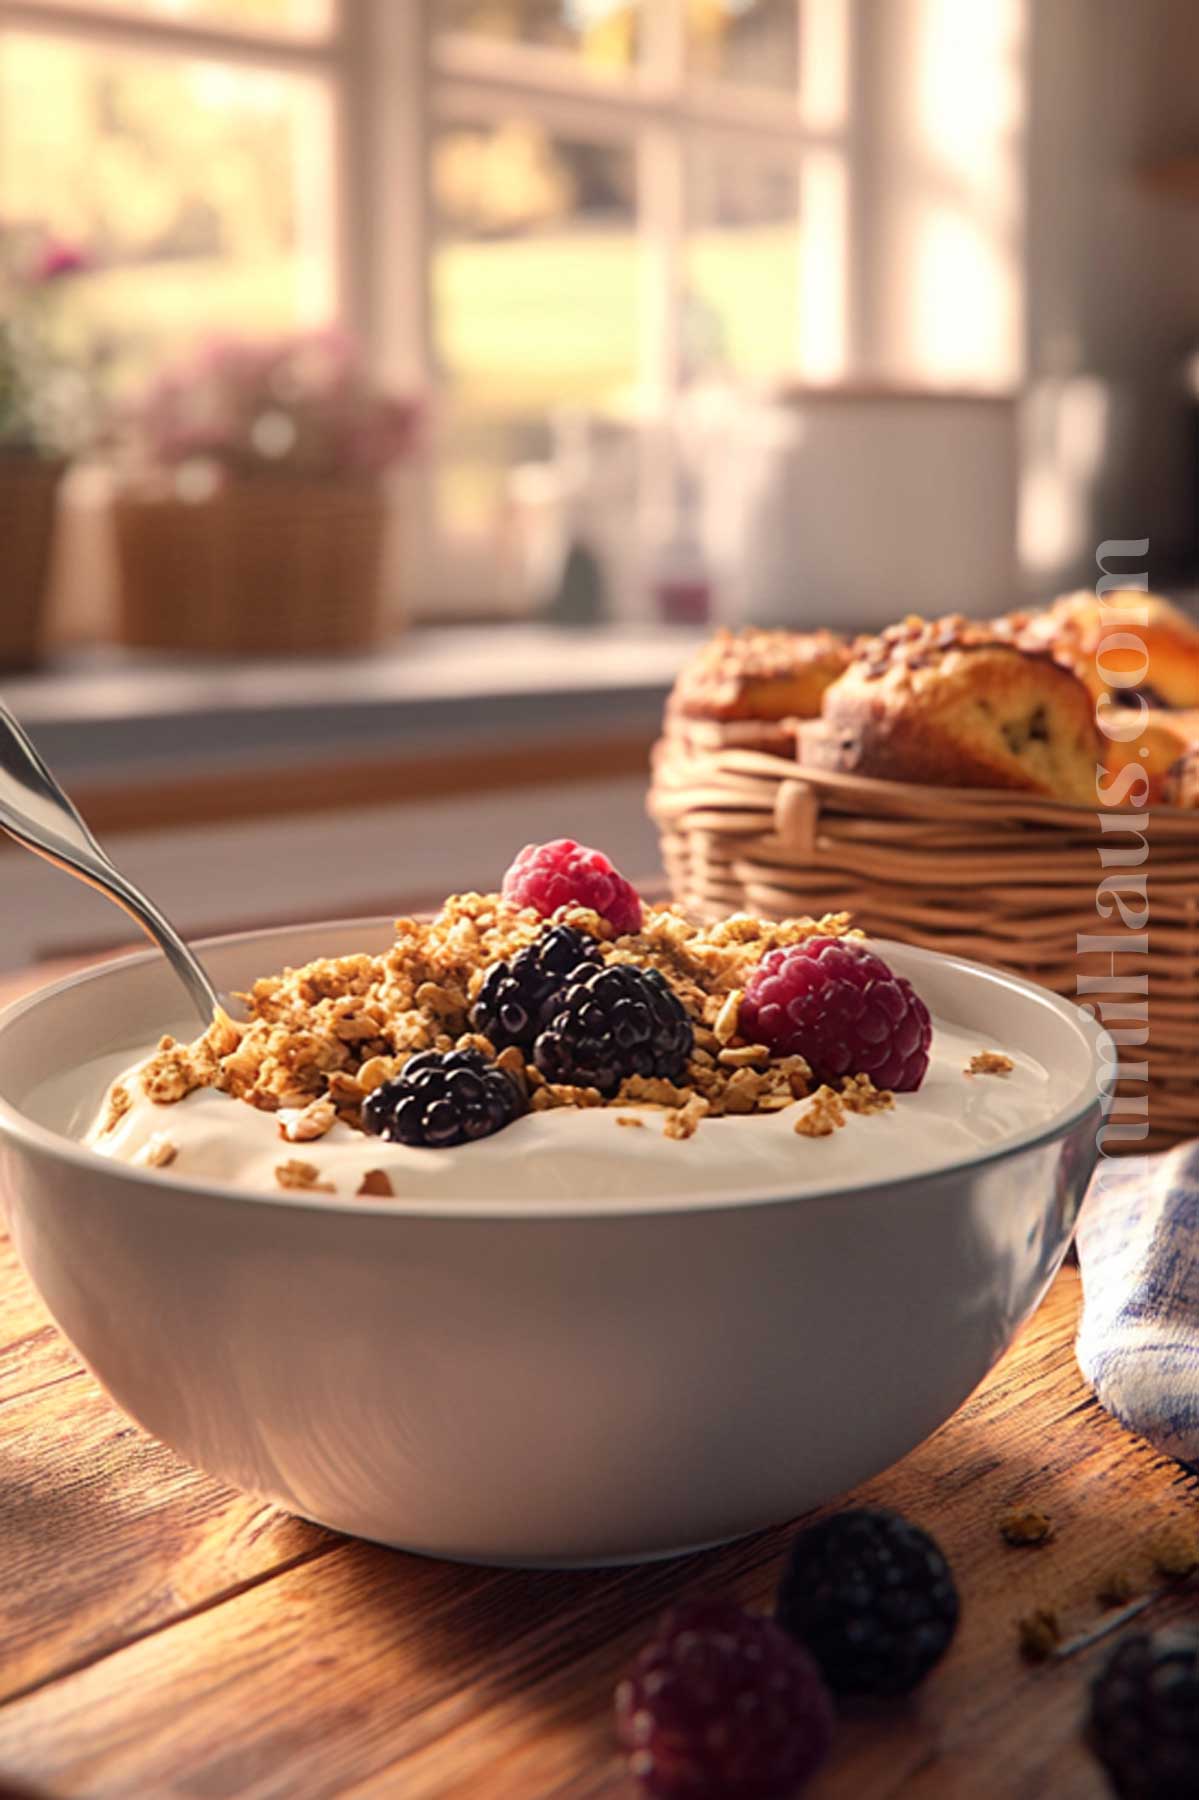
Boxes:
[0,971,1195,1798]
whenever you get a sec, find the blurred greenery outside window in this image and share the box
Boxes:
[0,1,1022,616]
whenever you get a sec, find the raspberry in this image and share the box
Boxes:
[776,1509,958,1697]
[534,963,693,1097]
[469,924,601,1052]
[360,1048,524,1148]
[1088,1627,1199,1799]
[740,939,932,1091]
[615,1600,833,1800]
[502,839,643,936]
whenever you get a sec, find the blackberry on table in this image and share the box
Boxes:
[361,1048,524,1148]
[470,923,600,1052]
[776,1508,959,1697]
[1088,1627,1199,1800]
[534,963,693,1097]
[615,1599,833,1800]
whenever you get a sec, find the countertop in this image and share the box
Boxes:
[1,627,706,781]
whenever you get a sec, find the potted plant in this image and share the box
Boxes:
[0,227,91,672]
[113,332,420,656]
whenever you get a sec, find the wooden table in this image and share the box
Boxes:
[1,969,1195,1799]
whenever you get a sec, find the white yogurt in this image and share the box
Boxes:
[77,1018,1072,1207]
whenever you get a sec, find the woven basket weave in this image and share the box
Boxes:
[113,477,388,656]
[651,723,1199,1151]
[0,456,63,672]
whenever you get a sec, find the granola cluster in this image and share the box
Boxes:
[135,892,868,1138]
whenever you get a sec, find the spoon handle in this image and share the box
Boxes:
[0,701,220,1027]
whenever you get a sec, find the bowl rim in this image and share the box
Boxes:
[0,917,1107,1222]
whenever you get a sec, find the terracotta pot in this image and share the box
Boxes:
[112,477,390,655]
[0,455,64,672]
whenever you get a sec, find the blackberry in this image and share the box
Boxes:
[360,1048,524,1148]
[533,963,693,1097]
[615,1600,833,1800]
[1089,1627,1199,1799]
[776,1508,959,1697]
[470,924,601,1052]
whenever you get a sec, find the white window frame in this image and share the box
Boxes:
[0,0,1024,615]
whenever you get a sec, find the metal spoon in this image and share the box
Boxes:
[0,699,222,1028]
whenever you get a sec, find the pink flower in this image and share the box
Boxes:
[131,328,421,479]
[30,238,92,283]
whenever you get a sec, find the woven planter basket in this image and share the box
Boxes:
[113,477,389,655]
[651,724,1199,1151]
[0,455,64,672]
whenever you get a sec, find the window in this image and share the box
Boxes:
[0,0,1025,616]
[0,3,339,396]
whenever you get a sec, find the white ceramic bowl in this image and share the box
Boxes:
[0,921,1104,1567]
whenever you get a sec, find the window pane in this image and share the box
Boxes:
[0,31,337,393]
[435,1,639,71]
[14,0,335,40]
[432,116,638,540]
[685,142,799,380]
[686,0,798,94]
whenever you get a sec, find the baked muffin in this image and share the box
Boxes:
[1164,744,1199,808]
[669,627,851,723]
[800,615,1101,805]
[1101,707,1199,805]
[1001,591,1199,708]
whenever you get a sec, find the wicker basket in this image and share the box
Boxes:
[113,477,389,655]
[0,455,64,672]
[651,724,1199,1151]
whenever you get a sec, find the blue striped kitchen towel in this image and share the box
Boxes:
[1075,1140,1199,1465]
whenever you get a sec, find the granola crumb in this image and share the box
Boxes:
[140,1044,207,1105]
[999,1507,1054,1547]
[841,1073,895,1115]
[132,1133,177,1169]
[530,1082,605,1111]
[793,1085,847,1137]
[713,987,744,1045]
[98,1081,132,1135]
[720,1066,765,1114]
[128,894,855,1130]
[617,1074,695,1109]
[494,1045,527,1081]
[1149,1528,1199,1579]
[357,1169,395,1198]
[274,1158,336,1194]
[277,1097,337,1143]
[1096,1568,1136,1608]
[356,1055,400,1096]
[663,1095,710,1140]
[1017,1608,1061,1662]
[616,1114,645,1128]
[966,1051,1015,1077]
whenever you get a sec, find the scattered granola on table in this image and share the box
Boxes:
[999,1507,1054,1547]
[1095,1568,1136,1608]
[1149,1528,1199,1579]
[1017,1607,1062,1662]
